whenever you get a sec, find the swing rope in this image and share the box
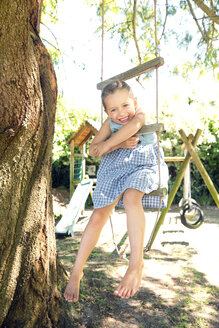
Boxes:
[100,0,105,124]
[154,0,162,192]
[154,0,162,190]
[101,0,104,83]
[146,0,164,251]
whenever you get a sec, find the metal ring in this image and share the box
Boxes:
[180,201,204,229]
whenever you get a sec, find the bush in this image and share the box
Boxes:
[53,92,219,206]
[52,161,70,189]
[190,120,219,205]
[161,117,219,206]
[52,95,99,189]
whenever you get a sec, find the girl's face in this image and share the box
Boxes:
[104,89,137,125]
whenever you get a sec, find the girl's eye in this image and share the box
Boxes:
[124,104,129,107]
[111,108,116,112]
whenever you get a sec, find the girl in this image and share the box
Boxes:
[64,81,168,302]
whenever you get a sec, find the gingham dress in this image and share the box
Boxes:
[93,120,169,209]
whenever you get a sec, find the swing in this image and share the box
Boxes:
[98,0,167,257]
[179,148,204,229]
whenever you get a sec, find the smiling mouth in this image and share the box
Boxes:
[119,116,130,124]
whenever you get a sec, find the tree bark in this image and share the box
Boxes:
[0,0,60,326]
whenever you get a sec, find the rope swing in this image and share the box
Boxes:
[99,0,166,198]
[98,0,167,257]
[100,0,105,124]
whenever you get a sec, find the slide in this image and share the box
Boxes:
[55,179,93,237]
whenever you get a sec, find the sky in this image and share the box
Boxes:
[41,0,218,118]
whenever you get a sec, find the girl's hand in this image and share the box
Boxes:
[92,142,109,157]
[92,136,140,157]
[120,136,140,149]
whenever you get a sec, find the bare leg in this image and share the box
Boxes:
[114,189,145,299]
[64,198,119,302]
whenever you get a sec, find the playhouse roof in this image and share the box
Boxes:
[67,120,99,149]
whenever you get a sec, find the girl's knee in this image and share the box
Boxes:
[89,207,111,227]
[123,189,144,208]
[90,209,104,223]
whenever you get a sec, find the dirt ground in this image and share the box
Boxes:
[53,187,219,328]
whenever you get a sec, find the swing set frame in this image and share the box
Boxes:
[97,0,219,255]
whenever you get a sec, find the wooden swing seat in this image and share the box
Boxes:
[136,122,164,135]
[148,188,167,197]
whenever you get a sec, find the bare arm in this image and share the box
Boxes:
[94,109,146,157]
[98,136,140,156]
[89,118,111,157]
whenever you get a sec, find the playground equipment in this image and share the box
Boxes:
[145,129,219,251]
[67,120,98,197]
[55,179,93,237]
[55,122,98,238]
[97,0,168,256]
[97,0,219,256]
[55,1,218,250]
[179,149,204,229]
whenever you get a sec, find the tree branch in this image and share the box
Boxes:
[132,0,142,64]
[192,0,219,25]
[187,0,209,43]
[160,0,168,42]
[40,22,61,50]
[41,38,61,52]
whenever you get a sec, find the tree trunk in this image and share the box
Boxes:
[0,1,61,326]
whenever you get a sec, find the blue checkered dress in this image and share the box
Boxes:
[93,120,169,209]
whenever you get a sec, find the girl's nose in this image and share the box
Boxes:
[118,107,125,116]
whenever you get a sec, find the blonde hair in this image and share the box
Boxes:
[101,80,134,110]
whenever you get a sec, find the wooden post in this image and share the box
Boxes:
[179,129,219,207]
[183,149,190,200]
[145,129,202,251]
[69,141,75,199]
[82,144,86,179]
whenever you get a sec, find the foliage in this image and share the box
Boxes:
[42,0,59,24]
[52,95,99,188]
[86,0,219,75]
[44,1,218,205]
[53,81,219,205]
[41,0,63,65]
[53,95,99,161]
[159,87,219,205]
[191,119,219,205]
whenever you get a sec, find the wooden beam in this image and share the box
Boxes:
[69,141,75,198]
[97,57,164,90]
[164,157,185,162]
[145,129,202,251]
[73,153,88,158]
[179,129,219,207]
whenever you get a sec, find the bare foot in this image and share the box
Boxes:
[64,271,83,302]
[114,263,143,299]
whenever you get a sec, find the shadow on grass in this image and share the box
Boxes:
[56,235,219,328]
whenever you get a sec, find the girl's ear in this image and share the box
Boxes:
[134,97,138,108]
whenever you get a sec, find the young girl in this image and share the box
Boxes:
[64,81,168,302]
